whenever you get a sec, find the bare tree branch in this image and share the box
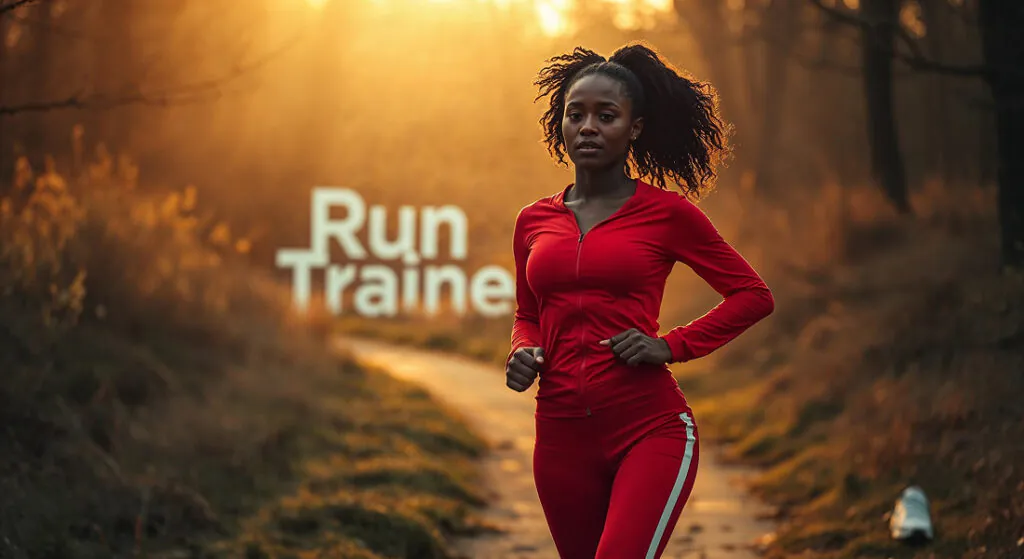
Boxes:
[787,50,932,79]
[0,31,299,117]
[738,17,922,79]
[807,0,995,78]
[0,0,41,16]
[1,91,201,115]
[896,49,992,76]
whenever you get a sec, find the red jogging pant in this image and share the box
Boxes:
[533,405,700,559]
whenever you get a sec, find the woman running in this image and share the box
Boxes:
[505,43,775,559]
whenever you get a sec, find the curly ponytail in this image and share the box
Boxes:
[534,42,731,199]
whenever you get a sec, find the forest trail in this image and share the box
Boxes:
[335,336,777,559]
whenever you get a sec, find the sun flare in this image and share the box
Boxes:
[535,0,571,37]
[302,0,673,36]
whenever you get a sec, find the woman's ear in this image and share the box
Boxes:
[631,117,644,141]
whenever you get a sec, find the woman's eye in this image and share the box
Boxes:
[600,114,615,122]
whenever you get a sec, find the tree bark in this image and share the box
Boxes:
[753,0,800,194]
[92,0,135,150]
[672,0,752,169]
[860,0,911,214]
[978,0,1024,269]
[0,12,11,180]
[919,0,954,185]
[21,2,56,157]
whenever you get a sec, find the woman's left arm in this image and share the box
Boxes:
[657,197,775,364]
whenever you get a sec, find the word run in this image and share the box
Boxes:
[275,187,515,318]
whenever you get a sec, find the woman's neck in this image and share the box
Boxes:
[570,165,635,202]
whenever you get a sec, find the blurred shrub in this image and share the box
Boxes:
[1,155,86,329]
[0,134,333,555]
[0,134,292,345]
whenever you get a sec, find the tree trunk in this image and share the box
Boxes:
[92,0,135,151]
[919,0,954,186]
[811,14,860,187]
[672,0,751,169]
[978,0,1024,269]
[860,0,911,214]
[0,12,12,176]
[23,4,56,158]
[753,0,800,194]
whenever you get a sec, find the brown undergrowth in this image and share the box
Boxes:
[0,140,489,558]
[692,184,1024,559]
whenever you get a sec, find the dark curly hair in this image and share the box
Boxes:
[534,42,731,199]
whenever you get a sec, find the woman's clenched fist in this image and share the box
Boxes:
[506,347,545,392]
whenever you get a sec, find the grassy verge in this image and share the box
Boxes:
[688,222,1023,559]
[1,311,490,559]
[1,149,490,558]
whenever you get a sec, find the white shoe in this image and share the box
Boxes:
[889,485,934,541]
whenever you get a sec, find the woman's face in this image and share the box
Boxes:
[562,73,643,171]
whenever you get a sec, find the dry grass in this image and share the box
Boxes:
[0,143,489,559]
[693,220,1024,559]
[681,181,1023,559]
[0,319,491,559]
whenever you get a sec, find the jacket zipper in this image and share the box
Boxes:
[567,182,638,417]
[575,230,591,417]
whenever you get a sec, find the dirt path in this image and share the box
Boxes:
[335,336,777,559]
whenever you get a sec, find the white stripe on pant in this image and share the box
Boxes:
[645,412,698,559]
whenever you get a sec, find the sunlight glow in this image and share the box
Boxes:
[302,0,674,37]
[534,0,675,36]
[536,0,571,37]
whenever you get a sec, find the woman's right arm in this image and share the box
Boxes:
[508,208,542,364]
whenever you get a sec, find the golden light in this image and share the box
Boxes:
[301,0,674,37]
[536,0,678,36]
[536,0,571,37]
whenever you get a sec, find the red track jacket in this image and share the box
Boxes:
[509,179,774,419]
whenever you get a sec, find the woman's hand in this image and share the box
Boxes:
[506,347,545,392]
[600,328,672,366]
